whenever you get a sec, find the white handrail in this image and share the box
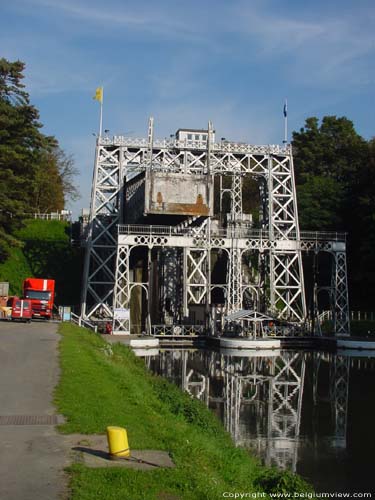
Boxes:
[71,312,98,333]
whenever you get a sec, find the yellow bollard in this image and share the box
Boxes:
[106,426,130,458]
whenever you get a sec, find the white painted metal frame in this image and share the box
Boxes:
[81,144,123,319]
[185,248,208,305]
[112,245,130,333]
[332,252,350,335]
[268,154,306,321]
[82,119,348,335]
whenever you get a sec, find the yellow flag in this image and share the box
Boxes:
[93,87,103,103]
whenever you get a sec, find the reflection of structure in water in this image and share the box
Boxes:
[147,349,353,472]
[222,352,305,472]
[312,353,350,450]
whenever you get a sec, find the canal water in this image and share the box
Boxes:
[140,348,375,493]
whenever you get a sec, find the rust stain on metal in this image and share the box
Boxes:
[156,192,163,204]
[157,202,209,216]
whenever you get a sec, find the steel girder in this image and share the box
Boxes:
[81,144,123,319]
[185,248,209,305]
[227,173,244,313]
[332,252,350,335]
[227,247,243,313]
[82,124,347,331]
[112,245,130,333]
[115,230,348,334]
[267,154,306,322]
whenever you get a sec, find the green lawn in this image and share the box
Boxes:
[55,323,312,499]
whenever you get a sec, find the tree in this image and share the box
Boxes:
[32,147,79,213]
[293,116,368,231]
[0,58,79,259]
[297,175,344,229]
[292,116,375,309]
[53,147,79,205]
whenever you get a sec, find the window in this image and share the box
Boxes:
[187,134,192,140]
[195,134,200,140]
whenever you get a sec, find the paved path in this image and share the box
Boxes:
[0,321,68,500]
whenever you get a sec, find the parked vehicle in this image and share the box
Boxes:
[8,297,32,322]
[23,278,55,320]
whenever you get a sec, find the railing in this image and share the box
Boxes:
[350,311,375,321]
[151,324,206,337]
[98,136,291,156]
[71,313,98,332]
[317,310,332,322]
[299,231,346,242]
[23,212,72,221]
[118,224,346,242]
[318,311,375,322]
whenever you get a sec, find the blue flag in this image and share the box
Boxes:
[283,102,287,118]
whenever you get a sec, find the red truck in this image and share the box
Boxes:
[23,278,55,320]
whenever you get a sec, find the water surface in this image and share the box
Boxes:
[141,348,375,493]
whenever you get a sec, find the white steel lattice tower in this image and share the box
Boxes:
[267,154,306,321]
[81,142,124,320]
[81,117,350,334]
[227,173,244,313]
[331,252,350,335]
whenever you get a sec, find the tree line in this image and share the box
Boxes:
[293,116,375,310]
[0,58,79,259]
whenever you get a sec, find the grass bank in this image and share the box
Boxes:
[55,323,313,499]
[0,219,82,304]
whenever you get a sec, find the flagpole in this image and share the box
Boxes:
[99,88,103,137]
[284,98,288,144]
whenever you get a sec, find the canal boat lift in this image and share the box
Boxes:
[81,118,350,337]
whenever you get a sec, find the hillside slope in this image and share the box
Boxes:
[0,219,82,306]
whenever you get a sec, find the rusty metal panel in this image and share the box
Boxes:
[144,172,213,216]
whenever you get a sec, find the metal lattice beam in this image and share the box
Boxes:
[267,154,306,321]
[332,252,350,335]
[185,248,208,305]
[82,120,348,332]
[81,144,124,320]
[112,245,130,333]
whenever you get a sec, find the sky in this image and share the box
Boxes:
[2,0,375,218]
